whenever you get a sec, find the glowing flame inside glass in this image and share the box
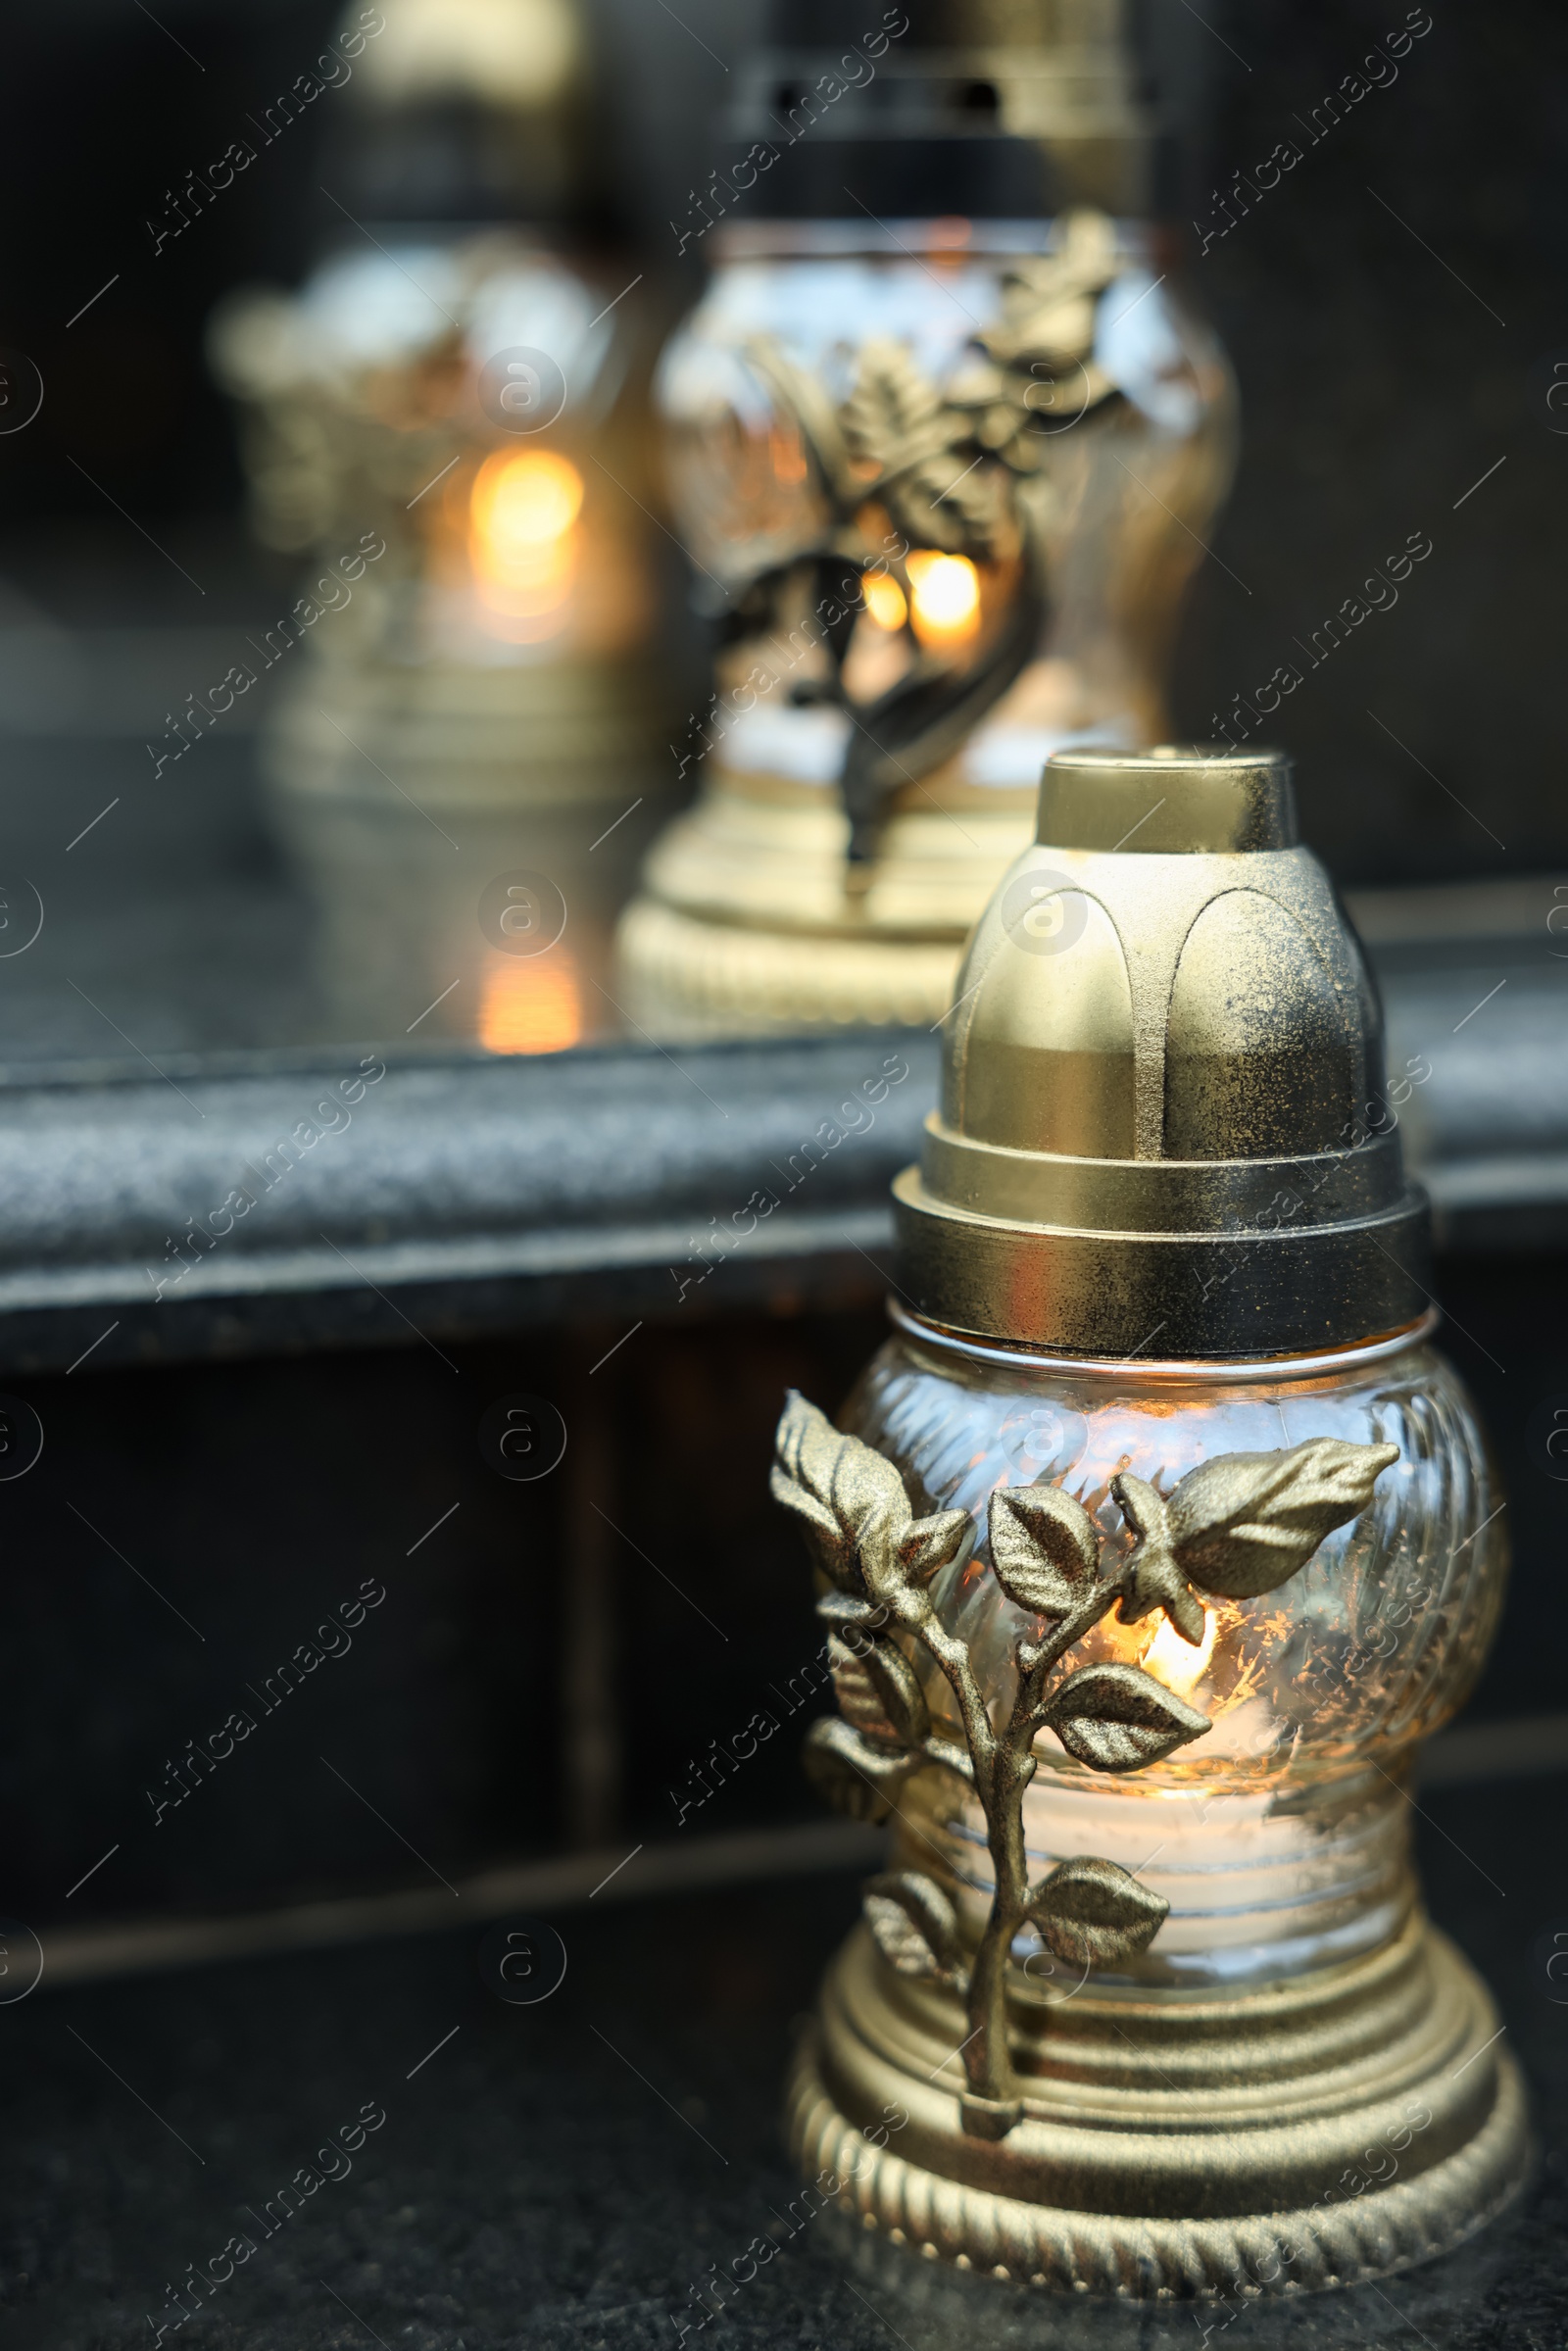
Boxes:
[862,572,908,633]
[469,449,585,635]
[477,945,582,1054]
[1143,1605,1218,1696]
[906,550,981,648]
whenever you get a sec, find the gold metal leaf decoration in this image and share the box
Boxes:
[858,1637,932,1748]
[896,1510,972,1589]
[772,1391,971,1615]
[801,1715,917,1826]
[864,1870,967,1988]
[1026,1854,1169,1969]
[988,1483,1101,1620]
[1041,1662,1210,1774]
[1111,1471,1206,1643]
[901,454,1011,560]
[729,209,1133,866]
[827,1632,895,1738]
[772,1388,1390,2121]
[817,1591,890,1634]
[977,210,1121,376]
[770,1390,908,1595]
[839,339,1009,558]
[840,338,951,476]
[1166,1439,1399,1599]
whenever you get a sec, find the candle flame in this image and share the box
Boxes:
[906,550,980,647]
[1143,1604,1217,1694]
[477,947,582,1055]
[862,572,908,632]
[468,448,583,633]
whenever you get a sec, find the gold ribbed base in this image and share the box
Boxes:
[615,764,1037,1035]
[784,1919,1528,2298]
[255,661,670,1050]
[265,656,672,811]
[616,898,962,1036]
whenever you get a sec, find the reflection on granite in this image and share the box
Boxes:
[270,789,656,1060]
[0,736,319,1067]
[0,759,1560,1370]
[0,521,675,1071]
[0,558,1561,1082]
[0,728,654,1071]
[3,1772,1563,2349]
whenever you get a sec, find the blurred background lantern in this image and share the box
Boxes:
[617,0,1237,1038]
[209,0,678,1055]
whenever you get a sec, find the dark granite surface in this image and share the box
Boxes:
[1,557,1550,1375]
[0,946,1560,1373]
[0,11,1564,1370]
[5,1776,1565,2351]
[1,10,1567,1369]
[0,1031,934,1373]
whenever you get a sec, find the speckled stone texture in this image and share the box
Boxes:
[3,1782,1563,2351]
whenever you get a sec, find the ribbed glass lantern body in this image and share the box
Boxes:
[843,1317,1506,1989]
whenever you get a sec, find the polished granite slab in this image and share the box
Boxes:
[0,947,1561,1374]
[3,1771,1562,2351]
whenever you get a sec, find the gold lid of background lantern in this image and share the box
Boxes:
[906,0,1152,211]
[354,0,582,105]
[339,0,590,220]
[895,745,1432,1357]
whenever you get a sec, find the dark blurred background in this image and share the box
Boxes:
[2,0,1562,879]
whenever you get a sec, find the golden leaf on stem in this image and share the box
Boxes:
[896,1510,972,1587]
[988,1483,1102,1619]
[1167,1439,1399,1599]
[771,1390,908,1595]
[802,1715,917,1825]
[864,1870,967,1987]
[858,1637,932,1747]
[841,339,949,475]
[1041,1662,1210,1774]
[1111,1471,1207,1644]
[1027,1854,1169,1969]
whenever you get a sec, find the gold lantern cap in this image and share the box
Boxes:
[1034,742,1297,852]
[894,745,1431,1358]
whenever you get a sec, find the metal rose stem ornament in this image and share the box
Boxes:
[733,212,1129,877]
[775,1399,1396,2128]
[769,745,1525,2296]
